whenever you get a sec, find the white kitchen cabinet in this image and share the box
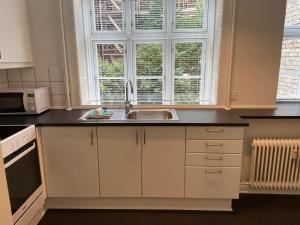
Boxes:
[142,127,185,198]
[185,126,243,200]
[0,0,33,68]
[41,127,99,198]
[97,126,185,198]
[98,127,142,197]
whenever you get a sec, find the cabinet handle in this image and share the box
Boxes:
[91,129,94,146]
[136,129,139,145]
[206,143,223,147]
[206,156,223,161]
[143,129,146,145]
[205,169,222,174]
[0,51,2,60]
[206,128,224,133]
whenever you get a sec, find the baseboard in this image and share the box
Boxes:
[46,198,233,211]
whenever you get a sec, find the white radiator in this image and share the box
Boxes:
[250,139,300,190]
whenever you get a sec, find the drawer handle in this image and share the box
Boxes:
[206,156,223,161]
[205,169,222,174]
[206,143,223,147]
[206,128,224,133]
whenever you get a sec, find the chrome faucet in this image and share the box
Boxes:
[125,80,134,116]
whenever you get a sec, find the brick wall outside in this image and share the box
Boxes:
[277,0,300,99]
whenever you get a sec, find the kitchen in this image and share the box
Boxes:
[0,0,300,225]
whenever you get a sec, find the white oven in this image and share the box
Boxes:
[0,87,50,115]
[1,125,44,224]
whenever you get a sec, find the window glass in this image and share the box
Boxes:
[97,43,125,104]
[175,0,205,29]
[277,0,300,100]
[134,0,164,30]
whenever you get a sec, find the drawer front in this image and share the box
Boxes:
[186,127,244,140]
[185,167,241,199]
[186,153,242,167]
[186,140,243,154]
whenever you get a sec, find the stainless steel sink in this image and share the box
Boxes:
[126,109,178,120]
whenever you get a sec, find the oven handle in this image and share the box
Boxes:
[4,142,36,169]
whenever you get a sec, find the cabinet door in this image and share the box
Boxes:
[0,0,32,64]
[142,127,185,198]
[98,127,141,197]
[41,127,99,198]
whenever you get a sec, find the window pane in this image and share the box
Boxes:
[99,79,125,104]
[175,0,205,29]
[174,42,202,104]
[134,0,164,30]
[137,79,163,104]
[136,43,163,77]
[174,78,200,104]
[94,0,123,31]
[136,43,163,103]
[285,0,300,26]
[277,38,300,99]
[175,42,203,77]
[97,44,125,103]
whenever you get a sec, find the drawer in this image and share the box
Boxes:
[186,127,244,140]
[186,140,243,154]
[185,167,241,199]
[186,153,242,167]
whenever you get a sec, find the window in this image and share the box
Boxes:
[75,0,222,105]
[277,0,300,100]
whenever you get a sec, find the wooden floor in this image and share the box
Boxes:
[39,194,300,225]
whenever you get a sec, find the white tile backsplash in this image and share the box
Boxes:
[50,82,65,95]
[21,67,36,82]
[49,66,64,82]
[22,82,37,88]
[8,82,23,88]
[35,66,50,81]
[52,95,66,108]
[7,69,22,82]
[0,70,8,83]
[36,81,51,89]
[3,66,67,108]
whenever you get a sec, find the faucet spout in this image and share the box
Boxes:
[125,81,134,116]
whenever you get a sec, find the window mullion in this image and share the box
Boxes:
[131,41,138,102]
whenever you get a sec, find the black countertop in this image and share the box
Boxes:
[0,109,248,127]
[234,102,300,119]
[1,103,300,127]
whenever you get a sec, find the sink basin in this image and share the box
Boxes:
[126,109,178,120]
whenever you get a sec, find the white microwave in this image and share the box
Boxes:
[0,87,50,114]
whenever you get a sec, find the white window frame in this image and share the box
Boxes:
[79,0,221,105]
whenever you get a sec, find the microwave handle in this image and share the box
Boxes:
[4,142,36,169]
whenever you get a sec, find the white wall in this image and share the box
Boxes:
[229,0,287,108]
[0,0,288,108]
[0,0,67,108]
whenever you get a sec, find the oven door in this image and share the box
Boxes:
[4,141,42,223]
[0,93,27,113]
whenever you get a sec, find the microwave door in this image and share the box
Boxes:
[0,93,26,113]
